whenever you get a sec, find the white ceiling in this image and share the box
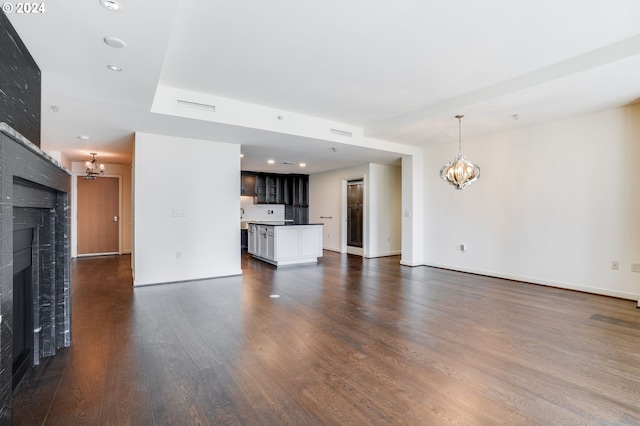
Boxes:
[7,0,640,173]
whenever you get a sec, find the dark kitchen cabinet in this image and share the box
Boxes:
[287,174,309,224]
[281,175,293,205]
[255,173,281,204]
[267,175,280,203]
[292,175,308,207]
[240,229,248,251]
[241,172,256,196]
[242,172,308,217]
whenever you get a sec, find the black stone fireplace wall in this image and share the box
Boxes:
[0,12,69,425]
[0,124,71,423]
[0,11,41,147]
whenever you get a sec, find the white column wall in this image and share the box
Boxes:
[133,132,241,286]
[401,154,424,266]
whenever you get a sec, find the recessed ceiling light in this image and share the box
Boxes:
[100,0,122,11]
[104,36,127,49]
[267,159,275,164]
[78,135,90,140]
[240,153,244,158]
[299,163,306,167]
[106,64,123,72]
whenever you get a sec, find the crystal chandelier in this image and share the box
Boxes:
[84,153,105,179]
[440,115,481,190]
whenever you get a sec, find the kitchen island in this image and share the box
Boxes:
[247,222,323,266]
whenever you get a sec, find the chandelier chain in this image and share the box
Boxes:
[456,114,464,154]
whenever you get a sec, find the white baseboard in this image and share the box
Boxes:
[133,269,243,287]
[365,251,401,259]
[422,262,640,302]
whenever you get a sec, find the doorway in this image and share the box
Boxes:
[77,176,120,256]
[346,179,364,255]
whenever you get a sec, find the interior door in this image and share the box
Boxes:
[77,176,119,255]
[347,180,363,248]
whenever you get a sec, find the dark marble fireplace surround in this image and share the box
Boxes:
[0,123,71,422]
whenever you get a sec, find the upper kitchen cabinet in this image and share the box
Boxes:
[243,171,308,206]
[241,172,257,196]
[279,174,308,206]
[255,173,281,204]
[292,174,309,207]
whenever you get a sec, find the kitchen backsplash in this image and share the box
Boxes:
[241,196,285,221]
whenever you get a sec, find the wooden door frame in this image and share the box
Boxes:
[71,174,123,258]
[341,175,367,256]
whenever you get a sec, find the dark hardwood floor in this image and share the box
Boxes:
[12,252,640,425]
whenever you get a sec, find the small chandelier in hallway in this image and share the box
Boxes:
[84,153,105,179]
[440,115,480,190]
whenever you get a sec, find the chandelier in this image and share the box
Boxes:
[84,153,105,179]
[440,115,481,190]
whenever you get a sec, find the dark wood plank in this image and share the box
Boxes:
[11,252,640,425]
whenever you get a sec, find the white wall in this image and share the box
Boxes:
[368,163,402,257]
[401,154,424,266]
[309,163,402,258]
[423,104,640,300]
[133,132,241,286]
[310,164,368,253]
[47,150,71,170]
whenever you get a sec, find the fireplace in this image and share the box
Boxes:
[0,123,71,422]
[12,228,33,389]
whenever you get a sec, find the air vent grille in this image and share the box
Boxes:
[330,128,352,137]
[177,100,216,113]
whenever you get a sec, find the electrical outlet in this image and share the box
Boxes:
[632,263,640,273]
[611,261,619,270]
[176,251,182,260]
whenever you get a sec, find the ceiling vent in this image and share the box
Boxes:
[330,128,352,137]
[177,100,216,113]
[282,161,295,165]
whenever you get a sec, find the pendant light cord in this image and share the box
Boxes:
[456,114,464,154]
